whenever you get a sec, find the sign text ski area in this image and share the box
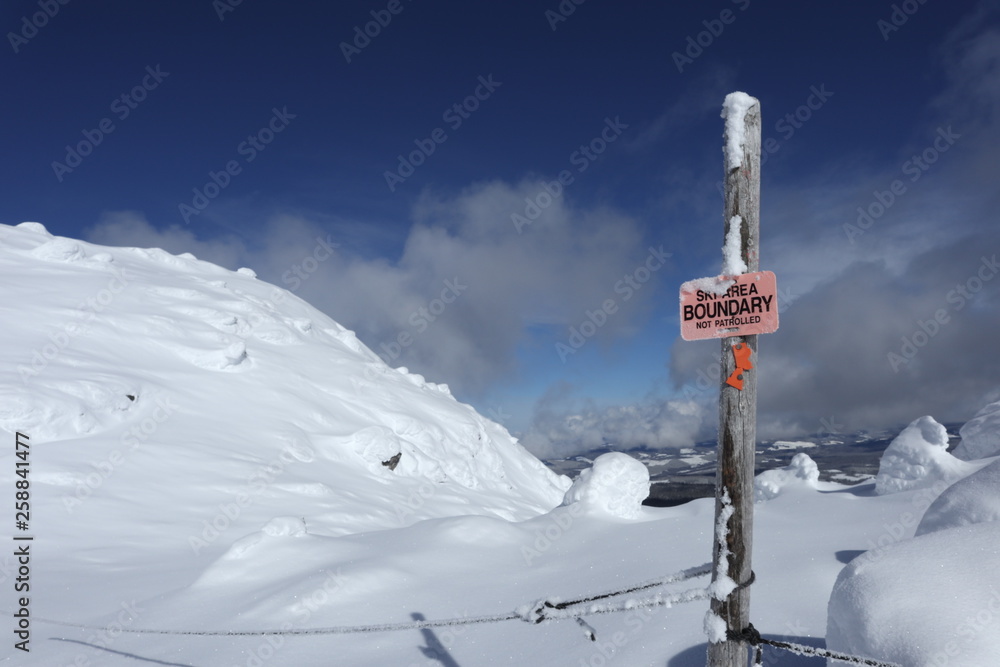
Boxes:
[678,93,779,667]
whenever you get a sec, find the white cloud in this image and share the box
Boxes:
[522,384,709,459]
[85,179,657,400]
[317,179,654,394]
[80,11,999,457]
[85,211,247,268]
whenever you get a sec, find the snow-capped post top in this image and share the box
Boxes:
[722,91,758,171]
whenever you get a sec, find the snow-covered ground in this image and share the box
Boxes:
[769,441,817,451]
[1,223,998,666]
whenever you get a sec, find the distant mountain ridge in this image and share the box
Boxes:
[542,425,963,506]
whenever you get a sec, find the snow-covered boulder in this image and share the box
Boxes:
[953,400,1000,461]
[827,521,1000,666]
[874,416,975,495]
[916,458,1000,536]
[561,452,649,519]
[754,452,819,502]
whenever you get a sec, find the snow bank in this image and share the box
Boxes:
[560,452,649,519]
[827,521,1000,666]
[754,452,819,502]
[721,91,757,170]
[953,400,1000,460]
[874,416,975,495]
[916,458,1000,536]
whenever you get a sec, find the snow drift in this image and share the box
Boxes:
[874,415,975,495]
[827,521,1000,666]
[753,451,819,502]
[916,458,1000,536]
[560,451,650,519]
[952,399,1000,460]
[828,412,1000,667]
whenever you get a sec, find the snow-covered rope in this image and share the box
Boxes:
[729,623,902,667]
[37,611,523,637]
[36,562,713,639]
[520,561,712,622]
[38,575,899,667]
[520,585,712,624]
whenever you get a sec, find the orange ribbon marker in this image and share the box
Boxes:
[725,342,753,390]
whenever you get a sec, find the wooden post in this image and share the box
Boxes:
[707,95,761,667]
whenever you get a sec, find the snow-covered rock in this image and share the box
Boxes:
[754,452,819,502]
[827,521,1000,667]
[953,400,1000,460]
[560,452,649,519]
[916,458,1000,536]
[874,416,976,495]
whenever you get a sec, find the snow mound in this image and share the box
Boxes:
[31,237,88,262]
[16,221,52,235]
[874,416,975,495]
[262,516,308,537]
[916,458,1000,536]
[560,452,649,519]
[0,222,569,548]
[754,452,819,502]
[953,400,1000,460]
[827,521,1000,666]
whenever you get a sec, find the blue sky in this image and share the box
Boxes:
[2,0,998,455]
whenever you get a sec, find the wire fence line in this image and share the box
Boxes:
[36,559,900,667]
[730,623,901,667]
[38,610,523,638]
[37,562,714,638]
